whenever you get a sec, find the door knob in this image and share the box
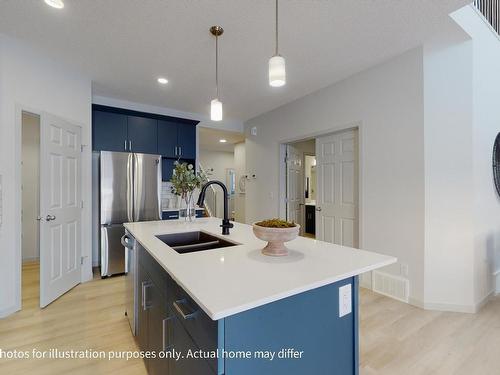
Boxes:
[46,215,56,221]
[316,207,322,212]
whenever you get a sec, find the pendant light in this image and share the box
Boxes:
[269,0,286,87]
[210,26,224,121]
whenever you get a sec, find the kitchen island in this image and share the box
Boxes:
[124,218,396,375]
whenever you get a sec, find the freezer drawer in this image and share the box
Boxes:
[101,224,126,277]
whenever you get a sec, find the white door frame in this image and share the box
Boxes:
[13,104,88,313]
[278,121,364,248]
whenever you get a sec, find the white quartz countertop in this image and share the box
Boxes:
[124,218,396,320]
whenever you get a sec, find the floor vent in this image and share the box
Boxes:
[372,271,409,303]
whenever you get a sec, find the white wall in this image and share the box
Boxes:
[21,112,40,262]
[199,149,235,218]
[245,48,426,304]
[0,34,92,317]
[452,6,500,302]
[234,142,246,223]
[423,19,475,311]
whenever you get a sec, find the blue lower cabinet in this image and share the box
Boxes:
[138,242,359,375]
[162,209,205,220]
[222,277,359,375]
[162,211,179,220]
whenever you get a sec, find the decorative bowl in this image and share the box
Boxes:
[252,223,300,257]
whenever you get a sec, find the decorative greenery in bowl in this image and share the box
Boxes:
[253,218,300,257]
[255,219,297,228]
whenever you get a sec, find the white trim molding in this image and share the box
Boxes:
[494,269,500,295]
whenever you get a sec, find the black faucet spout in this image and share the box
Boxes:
[197,180,234,235]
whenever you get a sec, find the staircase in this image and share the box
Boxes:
[473,0,500,34]
[198,163,218,218]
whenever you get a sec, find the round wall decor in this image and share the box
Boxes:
[493,132,500,197]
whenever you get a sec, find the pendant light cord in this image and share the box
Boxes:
[275,0,279,55]
[216,34,219,99]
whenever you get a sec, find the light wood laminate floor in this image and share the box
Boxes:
[0,262,147,375]
[1,263,500,374]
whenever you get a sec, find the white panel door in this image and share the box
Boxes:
[286,145,304,231]
[39,112,82,308]
[316,129,358,247]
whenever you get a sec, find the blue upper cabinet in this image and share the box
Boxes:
[92,105,199,181]
[127,115,158,154]
[157,120,179,158]
[92,110,128,152]
[158,120,197,160]
[177,123,196,160]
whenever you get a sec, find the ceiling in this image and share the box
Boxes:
[0,0,469,122]
[199,127,245,153]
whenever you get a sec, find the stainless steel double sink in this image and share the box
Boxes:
[156,231,237,254]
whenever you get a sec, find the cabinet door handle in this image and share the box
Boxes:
[178,146,182,157]
[162,316,173,351]
[141,281,152,310]
[129,140,132,151]
[173,299,197,320]
[124,140,127,151]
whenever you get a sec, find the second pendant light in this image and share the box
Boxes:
[210,26,223,122]
[269,0,286,87]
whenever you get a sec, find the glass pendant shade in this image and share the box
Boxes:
[211,99,223,121]
[269,55,286,87]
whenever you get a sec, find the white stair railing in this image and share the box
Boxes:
[474,0,500,35]
[198,163,218,218]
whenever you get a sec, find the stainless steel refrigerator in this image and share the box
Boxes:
[100,151,161,277]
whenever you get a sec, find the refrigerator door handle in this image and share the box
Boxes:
[157,156,161,220]
[127,153,134,222]
[133,153,139,222]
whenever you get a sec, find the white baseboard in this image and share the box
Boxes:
[419,290,493,314]
[422,301,476,313]
[474,290,494,312]
[0,304,20,319]
[494,269,500,295]
[408,297,424,309]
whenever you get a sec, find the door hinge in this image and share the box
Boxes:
[80,256,85,265]
[80,145,84,152]
[80,200,84,208]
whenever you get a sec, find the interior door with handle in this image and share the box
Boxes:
[39,112,82,308]
[286,145,304,233]
[315,129,358,247]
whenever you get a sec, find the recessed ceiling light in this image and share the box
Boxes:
[157,77,168,85]
[44,0,64,9]
[219,139,227,143]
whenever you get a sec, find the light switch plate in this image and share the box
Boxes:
[339,283,352,317]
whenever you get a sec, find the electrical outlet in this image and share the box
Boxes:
[339,284,352,317]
